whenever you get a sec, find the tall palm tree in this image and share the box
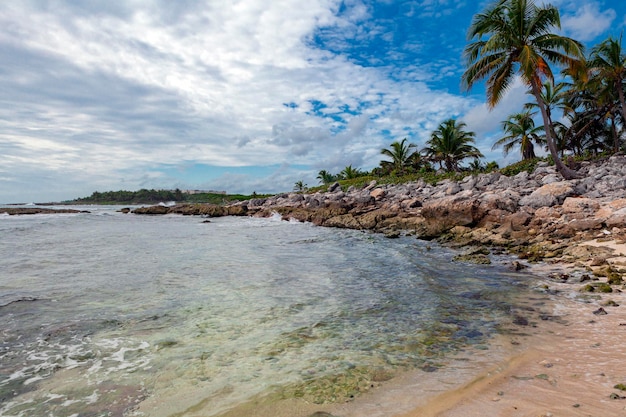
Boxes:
[589,35,626,152]
[462,0,584,179]
[424,119,483,172]
[494,111,545,160]
[380,138,418,175]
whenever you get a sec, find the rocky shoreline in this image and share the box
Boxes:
[0,207,88,215]
[133,155,626,270]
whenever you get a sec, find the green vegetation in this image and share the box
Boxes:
[424,119,483,172]
[71,189,271,205]
[495,111,544,160]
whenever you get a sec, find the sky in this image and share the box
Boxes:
[1,0,625,203]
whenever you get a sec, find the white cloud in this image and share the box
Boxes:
[561,2,616,42]
[462,77,530,158]
[2,0,617,202]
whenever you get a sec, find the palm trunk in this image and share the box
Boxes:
[530,79,580,179]
[611,116,619,153]
[617,78,626,152]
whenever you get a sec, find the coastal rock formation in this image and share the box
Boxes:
[133,155,626,261]
[0,207,88,215]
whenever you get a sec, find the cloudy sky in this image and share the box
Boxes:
[1,0,624,203]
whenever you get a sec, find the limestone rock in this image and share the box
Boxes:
[519,182,575,208]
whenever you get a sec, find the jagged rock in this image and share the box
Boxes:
[370,188,386,200]
[327,182,341,192]
[364,180,378,191]
[606,208,626,228]
[519,182,575,208]
[133,205,170,214]
[323,214,363,229]
[421,195,485,236]
[562,197,600,214]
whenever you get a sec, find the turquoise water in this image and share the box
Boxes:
[0,206,539,416]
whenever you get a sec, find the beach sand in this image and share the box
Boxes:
[326,238,626,417]
[401,238,626,417]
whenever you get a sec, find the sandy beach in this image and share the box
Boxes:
[322,238,626,417]
[406,239,626,417]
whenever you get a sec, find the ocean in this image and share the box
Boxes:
[0,206,548,416]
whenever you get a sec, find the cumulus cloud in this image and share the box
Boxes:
[561,2,616,42]
[462,77,530,157]
[0,0,621,202]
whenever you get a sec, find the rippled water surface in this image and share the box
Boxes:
[0,206,539,416]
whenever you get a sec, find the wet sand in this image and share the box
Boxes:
[326,238,626,417]
[400,239,626,417]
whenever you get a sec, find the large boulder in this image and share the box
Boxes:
[519,182,575,208]
[133,205,170,214]
[562,197,600,215]
[421,195,486,236]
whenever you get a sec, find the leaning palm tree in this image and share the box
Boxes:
[494,111,545,160]
[462,0,584,179]
[424,119,483,172]
[380,138,418,175]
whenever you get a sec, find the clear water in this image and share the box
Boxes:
[0,206,538,416]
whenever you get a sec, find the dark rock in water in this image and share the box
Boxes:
[593,307,608,315]
[384,230,401,239]
[132,205,170,215]
[513,315,529,326]
[119,207,131,213]
[421,364,438,372]
[511,261,527,271]
[0,207,87,215]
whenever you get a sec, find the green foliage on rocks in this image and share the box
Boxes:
[500,158,543,176]
[580,283,613,293]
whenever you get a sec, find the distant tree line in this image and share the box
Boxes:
[72,189,266,205]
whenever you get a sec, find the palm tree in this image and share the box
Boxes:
[339,165,364,180]
[494,111,545,160]
[316,170,336,185]
[424,119,483,172]
[462,0,584,179]
[525,81,569,128]
[562,56,623,155]
[589,35,626,152]
[380,138,418,175]
[293,180,307,192]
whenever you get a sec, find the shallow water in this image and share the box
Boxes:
[0,206,541,416]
